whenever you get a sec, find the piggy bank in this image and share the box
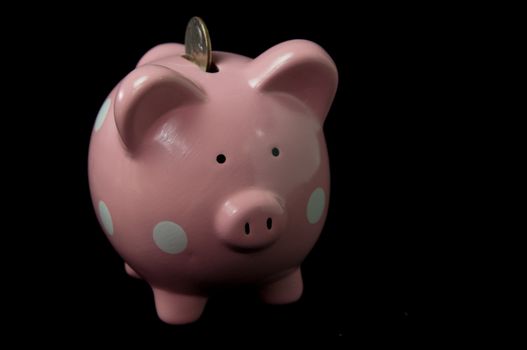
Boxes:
[88,39,338,324]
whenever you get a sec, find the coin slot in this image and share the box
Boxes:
[207,61,219,73]
[181,55,219,73]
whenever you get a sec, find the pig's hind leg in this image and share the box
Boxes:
[124,262,141,279]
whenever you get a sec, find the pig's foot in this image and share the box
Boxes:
[124,263,141,279]
[152,288,208,324]
[259,267,303,304]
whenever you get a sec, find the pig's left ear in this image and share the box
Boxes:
[248,39,338,123]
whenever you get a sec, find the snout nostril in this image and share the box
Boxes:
[266,218,273,230]
[244,222,250,235]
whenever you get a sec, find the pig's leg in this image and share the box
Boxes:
[124,262,141,279]
[259,267,303,304]
[152,288,208,324]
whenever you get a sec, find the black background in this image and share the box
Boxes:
[9,3,463,344]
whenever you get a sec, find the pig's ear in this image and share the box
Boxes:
[114,64,205,152]
[249,40,338,123]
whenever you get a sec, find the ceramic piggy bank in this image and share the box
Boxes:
[88,39,338,324]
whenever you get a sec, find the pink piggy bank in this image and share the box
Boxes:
[88,39,338,324]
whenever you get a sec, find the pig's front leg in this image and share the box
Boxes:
[259,267,303,304]
[152,288,208,324]
[124,262,141,279]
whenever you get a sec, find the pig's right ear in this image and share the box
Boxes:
[114,64,205,152]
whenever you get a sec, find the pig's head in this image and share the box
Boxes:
[97,40,337,288]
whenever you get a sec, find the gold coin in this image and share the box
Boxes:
[184,16,212,72]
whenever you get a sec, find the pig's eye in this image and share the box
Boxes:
[216,154,226,164]
[272,147,280,157]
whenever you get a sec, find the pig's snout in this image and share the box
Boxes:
[215,189,286,251]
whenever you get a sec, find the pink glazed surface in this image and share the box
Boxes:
[88,40,337,323]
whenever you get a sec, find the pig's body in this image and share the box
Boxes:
[89,41,337,324]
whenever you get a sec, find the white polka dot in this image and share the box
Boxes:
[94,98,111,131]
[98,200,114,235]
[306,187,326,224]
[153,221,188,254]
